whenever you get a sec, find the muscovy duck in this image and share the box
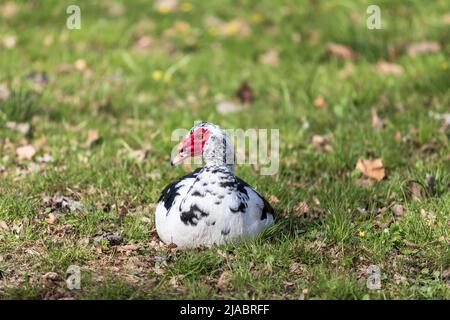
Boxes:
[155,122,275,248]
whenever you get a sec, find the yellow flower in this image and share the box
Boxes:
[180,2,192,12]
[157,5,171,14]
[152,70,162,81]
[163,73,172,83]
[251,13,263,24]
[207,27,218,36]
[224,21,240,36]
[358,231,365,238]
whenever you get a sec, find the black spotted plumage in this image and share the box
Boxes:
[158,168,202,211]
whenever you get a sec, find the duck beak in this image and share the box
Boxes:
[171,152,189,166]
[170,128,211,166]
[171,137,193,166]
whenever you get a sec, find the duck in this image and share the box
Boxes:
[155,122,275,248]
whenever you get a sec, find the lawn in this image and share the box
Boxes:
[0,0,449,299]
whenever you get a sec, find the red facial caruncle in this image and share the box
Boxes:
[171,127,212,165]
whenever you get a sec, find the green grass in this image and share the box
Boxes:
[0,0,449,299]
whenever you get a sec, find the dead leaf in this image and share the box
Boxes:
[1,2,18,18]
[45,212,57,224]
[0,220,9,231]
[269,195,280,204]
[132,36,154,51]
[83,129,100,148]
[326,43,356,59]
[117,243,141,252]
[294,201,309,215]
[93,231,122,245]
[442,13,450,24]
[216,270,232,288]
[406,41,441,57]
[236,82,255,104]
[356,158,386,181]
[375,60,404,75]
[0,83,11,101]
[311,134,332,152]
[6,121,31,135]
[407,181,425,199]
[44,196,84,213]
[371,108,385,129]
[338,62,355,79]
[40,272,61,287]
[391,204,404,217]
[36,154,54,163]
[289,262,303,275]
[74,59,87,71]
[259,49,279,66]
[442,268,450,280]
[16,145,36,160]
[2,35,16,49]
[108,2,125,16]
[313,95,327,108]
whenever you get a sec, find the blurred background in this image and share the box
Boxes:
[0,0,449,299]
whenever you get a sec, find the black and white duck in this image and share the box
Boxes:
[155,122,274,248]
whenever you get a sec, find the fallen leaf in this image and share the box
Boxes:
[6,121,31,135]
[84,129,100,148]
[1,2,18,18]
[236,82,255,104]
[430,112,450,129]
[407,181,425,199]
[40,272,61,287]
[406,41,441,57]
[93,231,122,245]
[2,35,16,49]
[289,262,304,275]
[216,100,243,114]
[442,269,450,280]
[36,154,54,163]
[0,83,11,101]
[326,43,356,59]
[0,220,9,231]
[371,108,385,129]
[216,270,232,288]
[74,59,87,71]
[443,13,450,24]
[132,35,154,51]
[45,212,57,224]
[44,196,84,213]
[108,2,125,16]
[294,201,309,215]
[259,48,279,66]
[117,243,141,252]
[356,158,386,181]
[16,145,36,160]
[311,134,332,152]
[313,95,327,108]
[391,204,404,217]
[269,195,280,204]
[375,60,404,75]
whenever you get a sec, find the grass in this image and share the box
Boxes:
[0,0,449,299]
